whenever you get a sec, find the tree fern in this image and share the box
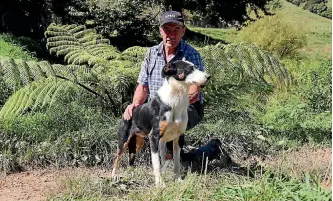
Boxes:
[199,42,292,87]
[117,46,148,63]
[0,58,91,91]
[0,78,79,119]
[45,23,120,66]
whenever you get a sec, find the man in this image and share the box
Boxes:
[123,10,205,159]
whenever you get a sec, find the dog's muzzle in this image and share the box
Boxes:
[201,74,211,88]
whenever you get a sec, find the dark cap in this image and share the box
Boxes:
[159,11,184,27]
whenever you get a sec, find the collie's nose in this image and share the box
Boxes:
[206,74,211,80]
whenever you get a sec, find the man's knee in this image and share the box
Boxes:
[187,102,204,130]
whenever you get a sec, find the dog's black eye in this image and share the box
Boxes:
[186,66,194,73]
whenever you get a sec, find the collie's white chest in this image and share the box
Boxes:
[159,108,188,142]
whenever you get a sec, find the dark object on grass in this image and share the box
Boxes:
[181,139,231,165]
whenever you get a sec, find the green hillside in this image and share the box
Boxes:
[278,0,331,51]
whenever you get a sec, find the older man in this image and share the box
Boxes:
[123,10,205,159]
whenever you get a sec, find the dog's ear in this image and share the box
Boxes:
[162,63,176,78]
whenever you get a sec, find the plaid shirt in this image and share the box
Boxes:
[138,40,205,103]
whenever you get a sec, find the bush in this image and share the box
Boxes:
[0,91,119,171]
[237,15,307,58]
[0,34,36,60]
[258,56,332,142]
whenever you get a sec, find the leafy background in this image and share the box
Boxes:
[0,0,331,200]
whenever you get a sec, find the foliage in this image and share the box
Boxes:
[0,93,118,171]
[237,14,307,58]
[0,0,52,38]
[0,78,79,119]
[0,0,274,50]
[45,23,120,66]
[198,42,292,108]
[157,0,273,25]
[0,57,90,91]
[187,26,237,44]
[286,0,332,19]
[85,0,156,51]
[0,24,143,119]
[259,56,332,142]
[0,34,36,61]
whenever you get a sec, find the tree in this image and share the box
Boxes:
[155,0,273,25]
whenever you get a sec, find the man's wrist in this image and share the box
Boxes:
[132,101,140,107]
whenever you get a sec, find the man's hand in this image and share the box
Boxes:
[123,102,140,120]
[189,85,200,104]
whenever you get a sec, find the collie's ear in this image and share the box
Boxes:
[162,63,176,78]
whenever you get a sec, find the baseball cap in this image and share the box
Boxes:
[159,10,184,27]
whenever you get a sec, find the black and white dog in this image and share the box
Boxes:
[111,59,210,186]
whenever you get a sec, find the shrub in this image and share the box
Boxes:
[0,91,118,171]
[237,14,307,58]
[258,56,332,142]
[0,34,35,60]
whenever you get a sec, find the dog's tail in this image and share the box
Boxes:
[112,119,132,178]
[117,119,132,153]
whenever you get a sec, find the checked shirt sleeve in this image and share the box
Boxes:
[188,52,204,72]
[137,49,151,86]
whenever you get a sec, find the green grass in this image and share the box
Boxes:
[47,167,332,201]
[277,1,332,52]
[188,25,238,44]
[0,34,36,60]
[188,1,331,56]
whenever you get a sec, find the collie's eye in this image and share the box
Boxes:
[186,66,194,73]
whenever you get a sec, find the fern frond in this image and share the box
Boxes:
[118,46,148,62]
[73,29,95,38]
[198,43,292,87]
[0,58,24,90]
[44,31,70,37]
[47,36,78,42]
[0,78,79,119]
[0,57,90,91]
[82,39,110,46]
[68,25,86,34]
[56,47,81,57]
[46,41,81,49]
[45,24,120,67]
[78,34,104,43]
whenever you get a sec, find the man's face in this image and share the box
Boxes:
[160,23,185,49]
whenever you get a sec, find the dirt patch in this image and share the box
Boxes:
[0,167,113,201]
[264,147,332,189]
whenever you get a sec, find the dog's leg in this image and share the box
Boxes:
[128,135,145,166]
[128,135,137,166]
[149,131,164,186]
[173,137,181,181]
[159,140,166,168]
[112,119,132,179]
[111,146,125,180]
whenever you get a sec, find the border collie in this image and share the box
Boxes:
[111,59,210,186]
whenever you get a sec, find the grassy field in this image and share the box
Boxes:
[188,25,238,44]
[278,1,331,54]
[46,164,331,201]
